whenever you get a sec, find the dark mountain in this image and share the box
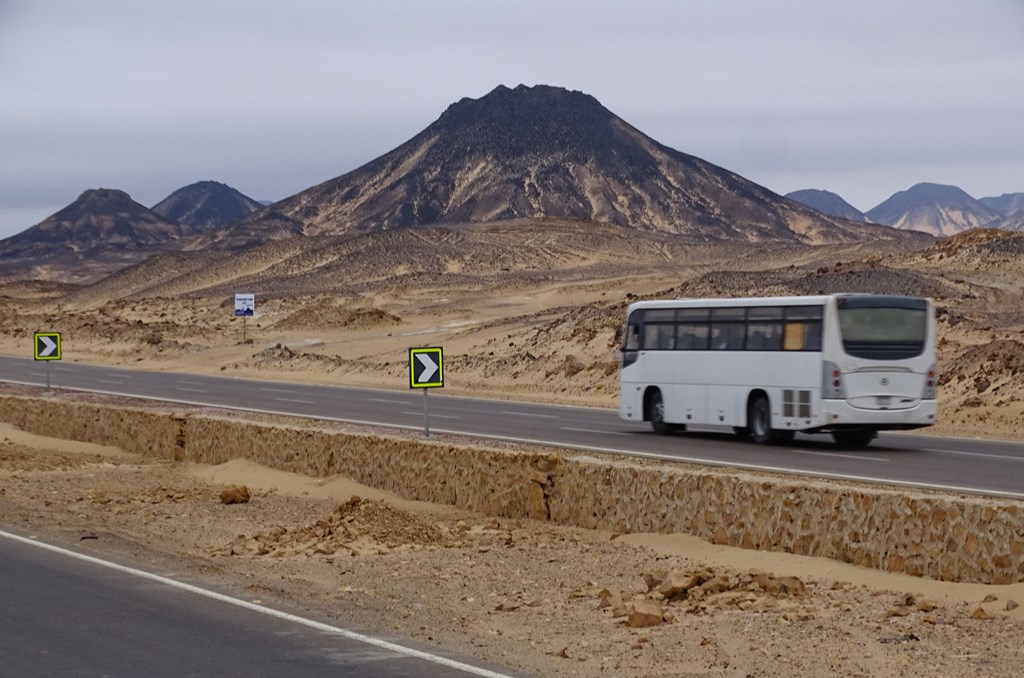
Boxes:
[785,189,869,222]
[979,192,1024,218]
[209,84,912,248]
[865,183,1002,237]
[0,188,195,283]
[151,180,262,232]
[0,188,189,260]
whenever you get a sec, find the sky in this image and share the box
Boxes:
[1,0,1023,240]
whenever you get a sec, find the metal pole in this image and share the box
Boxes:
[423,388,431,438]
[46,361,51,391]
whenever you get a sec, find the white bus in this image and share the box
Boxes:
[618,294,937,447]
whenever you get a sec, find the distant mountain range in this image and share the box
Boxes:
[786,184,1024,236]
[7,83,1024,283]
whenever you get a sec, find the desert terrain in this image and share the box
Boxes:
[2,225,1024,676]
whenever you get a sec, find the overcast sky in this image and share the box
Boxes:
[2,0,1022,239]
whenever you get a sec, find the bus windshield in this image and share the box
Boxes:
[837,297,928,360]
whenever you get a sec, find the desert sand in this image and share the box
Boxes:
[2,229,1024,676]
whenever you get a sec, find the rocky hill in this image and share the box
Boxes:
[785,189,869,221]
[0,189,193,283]
[979,192,1024,217]
[207,85,910,248]
[151,180,262,232]
[866,183,1002,237]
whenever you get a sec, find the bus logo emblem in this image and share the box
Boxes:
[880,377,889,386]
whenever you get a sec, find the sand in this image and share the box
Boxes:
[2,230,1024,675]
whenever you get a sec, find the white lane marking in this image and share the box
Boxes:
[97,380,125,386]
[789,449,888,463]
[921,448,1024,463]
[176,380,206,386]
[260,387,299,394]
[403,411,457,419]
[368,397,408,405]
[29,372,46,377]
[107,373,130,378]
[274,398,316,405]
[561,427,631,437]
[500,410,559,419]
[0,530,512,678]
[175,387,208,394]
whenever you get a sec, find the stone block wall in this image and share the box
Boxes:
[2,394,1022,584]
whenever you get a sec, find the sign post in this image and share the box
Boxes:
[234,293,255,343]
[34,331,62,390]
[408,346,444,438]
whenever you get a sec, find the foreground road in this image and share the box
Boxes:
[0,529,518,678]
[1,355,1022,498]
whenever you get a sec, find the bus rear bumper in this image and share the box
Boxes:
[815,399,937,431]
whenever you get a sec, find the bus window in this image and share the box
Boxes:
[783,322,805,350]
[644,323,676,350]
[624,322,641,351]
[711,307,745,349]
[747,307,782,350]
[711,323,744,350]
[783,305,823,351]
[677,323,709,350]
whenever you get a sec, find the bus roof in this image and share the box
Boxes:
[626,293,929,312]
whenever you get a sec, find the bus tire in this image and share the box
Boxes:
[647,390,682,435]
[748,395,773,445]
[832,430,876,448]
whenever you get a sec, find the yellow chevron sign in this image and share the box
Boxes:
[34,332,62,360]
[409,347,443,388]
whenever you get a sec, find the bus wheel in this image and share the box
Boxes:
[832,430,876,448]
[748,395,773,445]
[648,390,680,435]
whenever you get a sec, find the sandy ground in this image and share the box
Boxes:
[2,232,1024,675]
[2,419,1024,677]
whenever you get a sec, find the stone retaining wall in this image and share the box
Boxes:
[2,394,1022,584]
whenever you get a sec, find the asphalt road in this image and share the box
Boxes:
[1,355,1022,499]
[0,529,518,678]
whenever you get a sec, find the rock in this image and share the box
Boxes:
[219,485,251,504]
[699,575,734,596]
[1006,600,1020,611]
[642,570,667,592]
[627,599,664,627]
[970,607,995,620]
[656,571,703,599]
[598,588,622,609]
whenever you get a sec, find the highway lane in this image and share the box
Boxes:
[1,355,1023,498]
[0,529,518,678]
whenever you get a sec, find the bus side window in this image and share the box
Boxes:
[783,321,823,350]
[624,323,641,351]
[803,321,822,350]
[677,323,709,350]
[783,322,805,350]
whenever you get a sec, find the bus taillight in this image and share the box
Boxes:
[923,364,938,399]
[823,361,844,399]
